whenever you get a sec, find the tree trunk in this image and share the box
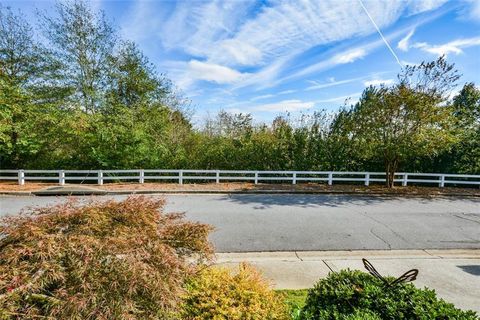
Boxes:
[385,158,398,188]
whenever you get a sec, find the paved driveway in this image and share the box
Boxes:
[1,194,479,252]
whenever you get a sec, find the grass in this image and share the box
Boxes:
[276,289,309,314]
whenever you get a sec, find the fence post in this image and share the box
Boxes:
[18,170,25,186]
[179,170,183,185]
[439,175,445,188]
[364,173,370,186]
[139,169,145,184]
[215,170,220,184]
[254,171,259,185]
[292,172,297,185]
[98,170,103,185]
[402,173,408,187]
[59,170,65,186]
[328,172,333,186]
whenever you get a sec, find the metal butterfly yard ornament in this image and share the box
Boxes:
[362,258,419,288]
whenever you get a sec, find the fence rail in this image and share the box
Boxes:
[1,169,479,188]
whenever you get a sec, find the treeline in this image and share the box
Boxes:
[1,1,479,179]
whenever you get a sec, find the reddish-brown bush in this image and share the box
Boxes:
[0,196,213,319]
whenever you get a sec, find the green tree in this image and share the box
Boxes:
[40,0,117,113]
[0,5,67,168]
[450,83,480,173]
[346,56,460,187]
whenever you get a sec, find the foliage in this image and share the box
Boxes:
[181,263,289,320]
[299,269,478,320]
[0,196,213,319]
[344,56,460,187]
[0,2,479,179]
[39,0,117,113]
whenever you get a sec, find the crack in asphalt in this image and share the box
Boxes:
[360,211,411,245]
[453,213,480,225]
[370,228,392,249]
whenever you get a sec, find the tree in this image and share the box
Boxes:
[106,41,177,111]
[0,5,67,168]
[450,83,480,173]
[40,0,117,113]
[346,56,460,187]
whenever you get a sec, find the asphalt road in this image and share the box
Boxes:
[1,194,479,252]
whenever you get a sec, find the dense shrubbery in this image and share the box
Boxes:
[0,197,213,319]
[181,263,289,320]
[300,270,478,320]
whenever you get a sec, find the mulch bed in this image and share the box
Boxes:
[1,181,478,196]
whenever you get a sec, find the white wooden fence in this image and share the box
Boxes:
[1,169,479,188]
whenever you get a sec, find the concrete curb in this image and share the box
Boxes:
[1,189,479,197]
[216,249,480,263]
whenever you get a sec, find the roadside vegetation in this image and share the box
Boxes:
[300,270,478,320]
[0,197,477,319]
[0,197,213,318]
[1,1,479,188]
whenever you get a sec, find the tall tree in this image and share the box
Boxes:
[346,56,460,187]
[106,41,170,110]
[0,5,66,168]
[450,83,480,173]
[40,0,116,113]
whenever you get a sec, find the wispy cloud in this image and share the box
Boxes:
[315,92,363,104]
[278,90,297,95]
[358,0,403,67]
[413,36,480,56]
[117,0,461,117]
[363,79,395,87]
[250,94,275,101]
[306,77,361,91]
[406,0,448,15]
[187,60,249,84]
[465,0,480,22]
[397,29,415,51]
[123,0,443,88]
[333,48,367,64]
[281,39,383,82]
[253,99,315,112]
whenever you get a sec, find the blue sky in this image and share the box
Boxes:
[6,0,480,123]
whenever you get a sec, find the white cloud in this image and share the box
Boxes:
[397,29,415,51]
[278,90,297,95]
[363,79,395,87]
[250,94,275,101]
[217,39,263,66]
[188,60,248,84]
[413,36,480,56]
[254,99,315,112]
[121,0,453,92]
[332,48,367,64]
[466,0,480,22]
[306,77,361,91]
[407,0,448,15]
[127,0,438,68]
[283,39,384,82]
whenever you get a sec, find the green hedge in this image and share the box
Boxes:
[300,270,478,320]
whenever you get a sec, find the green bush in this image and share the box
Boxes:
[181,263,289,320]
[300,269,478,320]
[0,196,213,319]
